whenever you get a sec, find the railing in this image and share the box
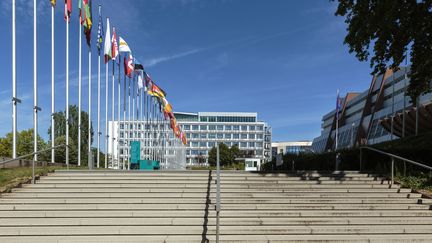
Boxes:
[360,146,432,185]
[0,144,67,184]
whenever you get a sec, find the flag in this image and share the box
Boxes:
[336,93,343,120]
[119,37,131,53]
[123,54,134,78]
[111,28,118,61]
[148,83,166,98]
[96,6,104,54]
[64,0,72,21]
[50,0,56,7]
[80,0,92,46]
[137,73,144,90]
[103,18,111,63]
[180,131,187,145]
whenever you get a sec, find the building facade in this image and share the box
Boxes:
[109,111,272,167]
[271,141,313,158]
[175,112,272,165]
[312,66,432,153]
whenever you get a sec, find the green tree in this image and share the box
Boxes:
[0,129,47,160]
[47,105,94,165]
[333,0,432,103]
[208,143,238,166]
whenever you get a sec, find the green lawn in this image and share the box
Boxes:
[0,166,82,192]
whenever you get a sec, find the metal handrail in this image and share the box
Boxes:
[1,144,67,184]
[360,146,432,185]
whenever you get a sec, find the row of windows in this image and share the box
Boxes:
[187,133,263,140]
[184,124,263,131]
[188,141,263,148]
[199,116,256,123]
[187,149,263,156]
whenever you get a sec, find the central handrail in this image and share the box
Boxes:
[360,146,432,185]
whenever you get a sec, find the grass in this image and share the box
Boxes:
[0,165,86,192]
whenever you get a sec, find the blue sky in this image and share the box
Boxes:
[0,0,373,146]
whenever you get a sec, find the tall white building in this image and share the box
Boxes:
[108,111,272,166]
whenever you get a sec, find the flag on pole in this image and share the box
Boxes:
[123,54,134,78]
[51,0,57,7]
[103,18,111,63]
[111,28,118,61]
[137,73,144,90]
[119,37,131,53]
[64,0,72,21]
[96,5,104,54]
[81,0,92,46]
[336,92,343,120]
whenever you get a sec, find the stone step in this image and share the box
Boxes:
[2,192,421,198]
[2,234,432,243]
[1,210,432,218]
[0,203,428,211]
[36,179,391,184]
[2,216,432,226]
[41,176,384,181]
[21,183,397,188]
[1,225,432,236]
[0,198,424,204]
[10,188,410,193]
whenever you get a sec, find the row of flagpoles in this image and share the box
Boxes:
[10,0,187,169]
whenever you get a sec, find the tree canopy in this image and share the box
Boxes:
[333,0,432,103]
[0,129,47,160]
[208,144,243,166]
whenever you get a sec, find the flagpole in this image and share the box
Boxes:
[66,6,70,169]
[335,89,339,151]
[117,54,121,169]
[104,18,109,169]
[12,0,18,159]
[88,46,92,169]
[111,30,115,169]
[128,76,131,164]
[51,3,55,163]
[123,62,127,170]
[78,14,82,167]
[33,0,39,165]
[97,5,101,168]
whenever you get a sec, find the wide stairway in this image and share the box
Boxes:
[1,170,432,242]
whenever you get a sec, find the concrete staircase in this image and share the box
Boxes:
[1,170,432,242]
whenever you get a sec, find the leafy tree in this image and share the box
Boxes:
[0,129,47,160]
[47,105,94,165]
[208,144,242,166]
[333,0,432,103]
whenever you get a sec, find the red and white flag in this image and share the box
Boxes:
[111,28,118,61]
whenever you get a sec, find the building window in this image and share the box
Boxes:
[217,133,223,139]
[241,134,247,139]
[241,125,247,131]
[249,125,255,131]
[120,124,124,129]
[120,132,124,138]
[257,134,263,139]
[257,142,263,147]
[200,125,207,130]
[192,125,199,131]
[200,133,207,139]
[225,125,232,131]
[209,133,216,139]
[192,142,199,147]
[209,125,216,130]
[192,133,199,139]
[257,125,263,131]
[186,133,191,138]
[249,134,255,139]
[233,134,240,139]
[184,125,191,130]
[249,142,255,147]
[240,142,247,148]
[217,125,224,130]
[208,142,215,148]
[233,125,240,131]
[200,142,207,147]
[225,133,231,139]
